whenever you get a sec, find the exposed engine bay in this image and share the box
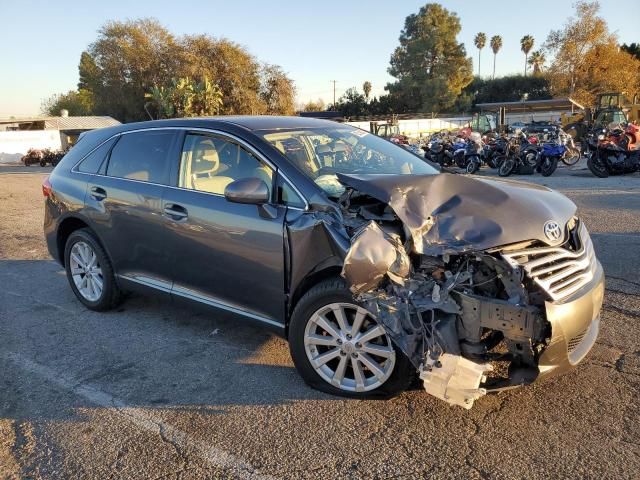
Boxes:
[335,174,565,409]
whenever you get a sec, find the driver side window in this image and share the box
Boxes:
[179,134,273,196]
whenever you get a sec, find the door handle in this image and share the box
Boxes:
[90,186,107,201]
[163,203,188,220]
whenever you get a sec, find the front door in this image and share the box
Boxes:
[161,132,287,326]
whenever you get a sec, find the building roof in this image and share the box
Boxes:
[0,116,121,130]
[475,98,583,113]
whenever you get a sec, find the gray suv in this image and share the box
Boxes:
[44,116,604,408]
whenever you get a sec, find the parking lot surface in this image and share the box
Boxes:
[1,164,639,479]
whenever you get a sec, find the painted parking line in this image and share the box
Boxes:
[4,352,274,480]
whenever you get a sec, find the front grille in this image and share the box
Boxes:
[501,221,597,302]
[567,327,588,353]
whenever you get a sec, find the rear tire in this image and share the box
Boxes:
[288,278,412,399]
[562,148,581,166]
[64,228,122,311]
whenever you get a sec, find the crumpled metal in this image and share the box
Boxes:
[336,172,577,255]
[341,221,410,295]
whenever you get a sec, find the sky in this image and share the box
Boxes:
[0,0,636,117]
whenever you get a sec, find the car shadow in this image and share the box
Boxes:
[0,259,342,425]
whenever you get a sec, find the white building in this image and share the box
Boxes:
[0,114,120,164]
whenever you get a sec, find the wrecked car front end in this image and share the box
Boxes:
[337,172,604,409]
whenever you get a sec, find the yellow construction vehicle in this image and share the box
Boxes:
[562,92,639,141]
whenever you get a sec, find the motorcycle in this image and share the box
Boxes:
[585,123,640,177]
[559,130,581,166]
[481,135,510,169]
[426,134,464,167]
[463,132,484,174]
[535,141,564,177]
[498,131,539,177]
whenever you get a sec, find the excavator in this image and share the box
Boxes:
[562,92,640,141]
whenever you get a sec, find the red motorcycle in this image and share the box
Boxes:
[586,123,640,177]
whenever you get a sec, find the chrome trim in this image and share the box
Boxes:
[117,274,173,293]
[171,284,285,328]
[72,126,309,210]
[501,221,597,302]
[118,274,284,328]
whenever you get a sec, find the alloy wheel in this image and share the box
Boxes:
[69,241,104,302]
[303,303,396,392]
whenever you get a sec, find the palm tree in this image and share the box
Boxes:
[474,32,487,77]
[520,35,535,76]
[527,50,546,75]
[490,35,502,79]
[362,81,372,101]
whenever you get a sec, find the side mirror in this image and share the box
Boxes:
[224,177,269,205]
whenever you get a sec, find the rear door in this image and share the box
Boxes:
[161,131,287,326]
[85,129,179,292]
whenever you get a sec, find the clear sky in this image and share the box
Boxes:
[0,0,636,116]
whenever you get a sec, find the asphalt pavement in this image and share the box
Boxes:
[0,164,638,479]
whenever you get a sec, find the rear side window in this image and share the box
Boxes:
[76,137,117,174]
[106,131,176,184]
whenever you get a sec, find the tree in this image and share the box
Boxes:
[41,90,93,116]
[621,42,640,61]
[474,32,487,77]
[334,87,369,117]
[528,50,546,75]
[490,35,503,79]
[544,1,640,106]
[464,75,552,104]
[520,35,535,76]
[387,3,473,113]
[259,64,296,115]
[362,81,372,101]
[50,18,295,121]
[180,35,265,115]
[144,77,223,119]
[301,99,326,112]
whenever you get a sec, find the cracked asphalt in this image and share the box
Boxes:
[0,164,639,479]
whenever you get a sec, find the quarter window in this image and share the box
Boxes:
[179,134,273,196]
[106,131,176,184]
[76,137,117,174]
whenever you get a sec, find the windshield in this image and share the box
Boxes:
[260,126,437,196]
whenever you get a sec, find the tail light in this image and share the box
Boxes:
[42,176,52,198]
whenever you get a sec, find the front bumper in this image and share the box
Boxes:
[537,260,605,380]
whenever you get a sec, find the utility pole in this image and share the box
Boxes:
[330,80,337,110]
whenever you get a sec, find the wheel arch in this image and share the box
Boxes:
[56,215,109,268]
[286,264,343,337]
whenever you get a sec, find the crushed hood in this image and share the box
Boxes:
[336,172,577,254]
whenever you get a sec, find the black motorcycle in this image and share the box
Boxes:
[463,137,484,174]
[426,135,464,167]
[498,132,538,177]
[585,130,640,178]
[481,135,510,169]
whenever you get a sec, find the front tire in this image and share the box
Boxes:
[587,156,609,178]
[540,156,559,177]
[498,158,515,177]
[466,158,480,174]
[289,278,412,399]
[64,228,122,311]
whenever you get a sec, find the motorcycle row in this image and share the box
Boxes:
[422,126,582,178]
[420,122,640,178]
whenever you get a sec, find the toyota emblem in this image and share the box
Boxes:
[544,221,563,243]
